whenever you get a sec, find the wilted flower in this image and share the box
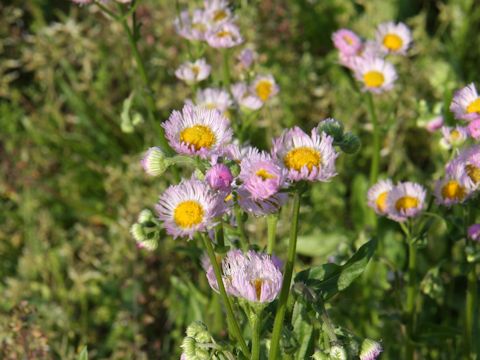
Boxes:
[386,182,426,222]
[239,151,286,200]
[231,82,263,110]
[353,57,397,93]
[175,58,211,84]
[468,224,480,241]
[251,74,279,103]
[375,21,412,55]
[367,179,394,215]
[332,29,362,56]
[205,163,234,192]
[155,178,226,239]
[359,338,383,360]
[272,126,338,182]
[440,126,468,149]
[450,83,480,122]
[206,22,243,48]
[141,147,173,176]
[207,250,283,303]
[195,88,232,113]
[163,104,233,158]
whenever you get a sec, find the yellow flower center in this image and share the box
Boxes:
[450,129,460,140]
[284,147,321,172]
[466,164,480,184]
[256,168,276,180]
[363,71,385,88]
[383,33,403,51]
[343,35,353,45]
[180,125,216,150]
[216,30,231,38]
[467,98,480,114]
[255,80,273,102]
[205,103,217,110]
[191,65,200,76]
[252,278,263,300]
[173,200,204,229]
[441,180,466,201]
[375,191,389,213]
[395,196,419,212]
[213,10,227,22]
[224,193,233,202]
[192,22,207,33]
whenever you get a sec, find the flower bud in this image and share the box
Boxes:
[359,338,383,360]
[205,163,233,192]
[329,344,347,360]
[339,132,361,154]
[318,118,344,142]
[186,321,212,343]
[312,350,329,360]
[468,224,480,242]
[138,209,154,224]
[141,147,173,176]
[130,223,146,243]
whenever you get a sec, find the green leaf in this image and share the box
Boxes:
[294,239,377,301]
[77,346,88,360]
[296,231,348,257]
[291,301,314,360]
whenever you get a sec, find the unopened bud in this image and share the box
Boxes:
[359,338,383,360]
[329,344,347,360]
[318,118,344,141]
[141,147,173,176]
[339,132,361,154]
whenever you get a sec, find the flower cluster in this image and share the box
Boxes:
[332,22,413,93]
[368,179,426,222]
[203,249,283,303]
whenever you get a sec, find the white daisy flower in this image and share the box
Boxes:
[450,83,480,122]
[353,57,397,93]
[367,179,394,215]
[175,58,211,84]
[375,21,412,55]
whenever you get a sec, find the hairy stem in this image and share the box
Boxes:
[234,205,249,250]
[465,260,478,358]
[269,191,301,360]
[267,214,279,255]
[366,92,380,185]
[250,310,262,360]
[406,236,417,360]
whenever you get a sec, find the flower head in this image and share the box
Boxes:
[206,22,243,48]
[434,167,472,207]
[440,126,468,149]
[386,182,426,222]
[272,126,338,182]
[367,179,394,215]
[203,0,232,26]
[195,88,232,113]
[208,250,283,303]
[251,75,279,103]
[425,116,444,133]
[375,21,412,55]
[353,57,397,93]
[231,82,263,110]
[468,224,480,242]
[447,145,480,189]
[332,29,362,56]
[237,48,256,69]
[163,104,233,158]
[239,151,286,200]
[175,58,211,84]
[174,9,209,41]
[205,163,234,192]
[155,178,226,239]
[450,83,480,122]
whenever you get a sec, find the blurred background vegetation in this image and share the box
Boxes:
[1,0,480,358]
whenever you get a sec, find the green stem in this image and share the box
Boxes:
[222,49,231,89]
[406,237,417,360]
[267,214,279,255]
[201,235,250,357]
[466,263,477,358]
[366,92,380,185]
[250,310,262,360]
[234,205,249,250]
[269,190,302,360]
[118,8,171,153]
[215,221,225,248]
